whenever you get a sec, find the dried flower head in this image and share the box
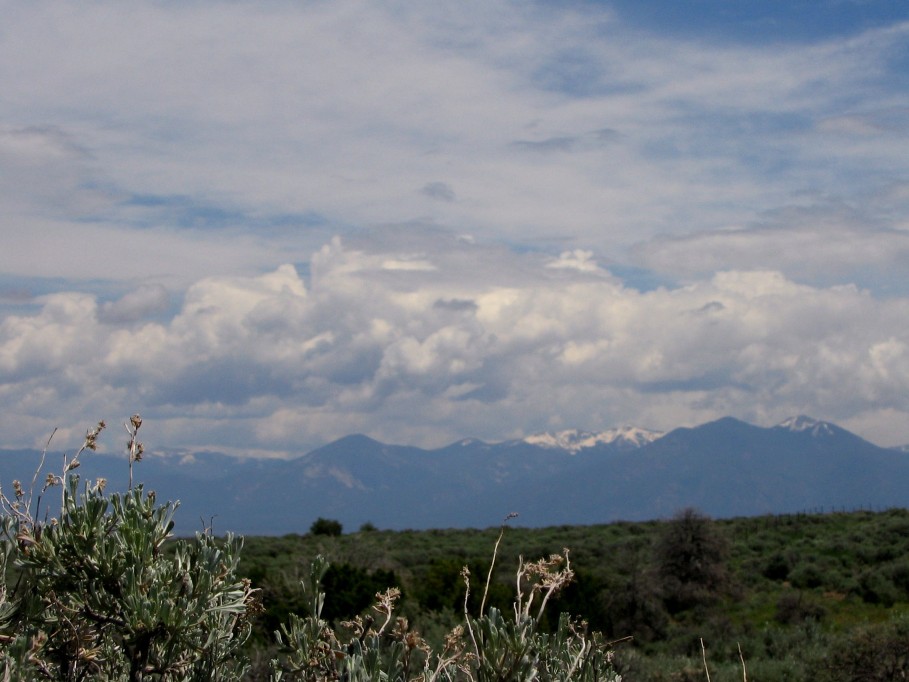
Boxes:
[443,624,466,653]
[373,586,401,618]
[84,420,106,451]
[340,616,366,638]
[12,480,23,499]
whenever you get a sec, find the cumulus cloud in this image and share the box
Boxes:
[2,235,909,455]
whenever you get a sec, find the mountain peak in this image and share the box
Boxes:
[524,426,663,453]
[776,415,835,437]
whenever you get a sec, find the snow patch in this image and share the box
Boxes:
[524,426,663,453]
[777,415,834,437]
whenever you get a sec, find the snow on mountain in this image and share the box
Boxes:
[523,426,664,453]
[776,415,835,437]
[606,425,666,447]
[455,438,488,447]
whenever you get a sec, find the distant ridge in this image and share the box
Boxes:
[1,416,906,534]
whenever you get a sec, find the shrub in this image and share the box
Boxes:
[815,617,909,681]
[774,591,826,625]
[788,562,825,590]
[855,568,899,606]
[762,551,792,581]
[0,417,258,681]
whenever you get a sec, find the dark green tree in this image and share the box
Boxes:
[320,563,399,622]
[309,517,343,536]
[654,508,729,614]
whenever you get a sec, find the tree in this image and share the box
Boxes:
[655,508,729,614]
[309,517,343,536]
[319,563,399,622]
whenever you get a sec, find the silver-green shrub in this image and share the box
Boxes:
[0,418,257,681]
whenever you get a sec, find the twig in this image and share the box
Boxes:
[480,512,517,616]
[701,638,711,682]
[125,414,143,490]
[461,567,479,663]
[31,427,57,513]
[515,556,530,619]
[738,642,747,682]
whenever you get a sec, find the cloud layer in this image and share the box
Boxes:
[1,1,909,452]
[3,232,909,454]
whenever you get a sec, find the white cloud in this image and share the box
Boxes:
[1,235,909,454]
[546,250,601,272]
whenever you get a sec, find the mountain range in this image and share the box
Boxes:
[1,416,906,535]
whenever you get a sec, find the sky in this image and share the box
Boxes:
[2,0,909,457]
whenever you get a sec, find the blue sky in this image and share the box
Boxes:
[605,0,909,43]
[1,0,909,456]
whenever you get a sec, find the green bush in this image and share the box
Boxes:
[787,561,825,590]
[774,591,826,625]
[855,568,899,606]
[814,617,909,681]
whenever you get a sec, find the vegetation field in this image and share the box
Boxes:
[2,422,907,680]
[238,508,909,681]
